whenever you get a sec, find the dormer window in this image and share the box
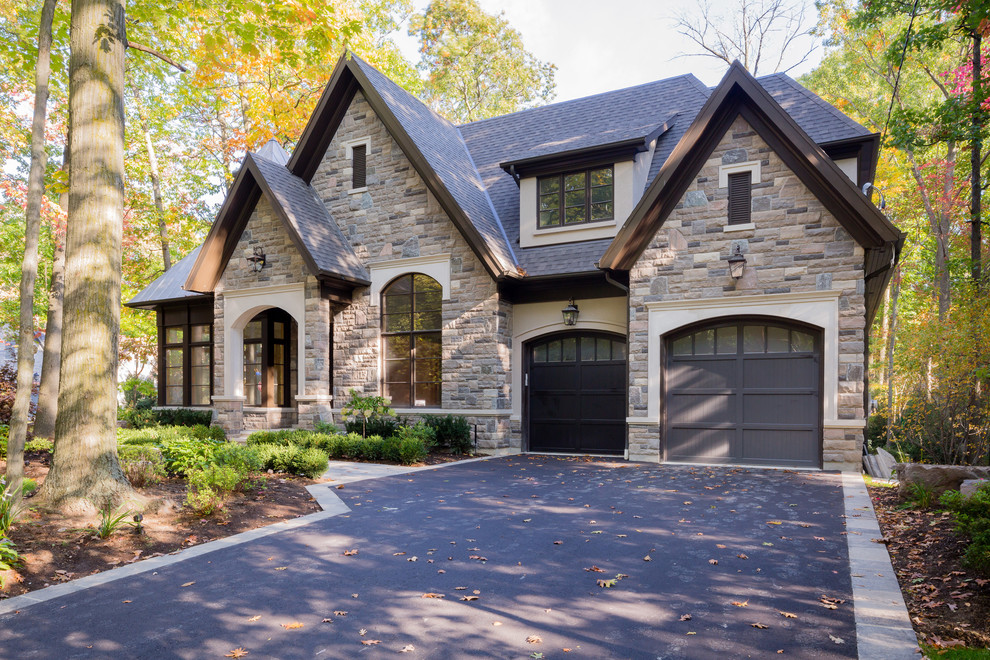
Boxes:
[538,167,614,229]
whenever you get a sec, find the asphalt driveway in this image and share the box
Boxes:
[0,456,859,659]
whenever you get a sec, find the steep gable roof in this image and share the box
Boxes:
[286,53,518,279]
[184,151,369,294]
[599,61,902,272]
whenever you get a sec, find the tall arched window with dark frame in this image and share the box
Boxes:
[381,274,442,407]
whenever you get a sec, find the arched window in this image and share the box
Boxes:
[382,273,442,407]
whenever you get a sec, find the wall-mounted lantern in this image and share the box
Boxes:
[247,246,266,272]
[728,244,746,280]
[561,298,579,326]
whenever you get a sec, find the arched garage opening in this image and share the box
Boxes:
[664,317,822,468]
[526,332,627,455]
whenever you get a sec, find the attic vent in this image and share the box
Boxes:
[352,143,367,189]
[727,171,751,225]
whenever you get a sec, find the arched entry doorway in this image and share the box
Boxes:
[664,318,822,467]
[526,332,627,455]
[242,308,297,408]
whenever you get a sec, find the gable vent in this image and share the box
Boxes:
[352,144,367,189]
[727,171,751,225]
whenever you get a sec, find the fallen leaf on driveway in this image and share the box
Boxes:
[708,559,718,565]
[274,567,287,571]
[526,635,542,644]
[422,592,445,599]
[400,645,415,653]
[829,634,845,644]
[461,595,479,601]
[247,615,261,622]
[779,611,797,619]
[343,549,358,556]
[281,622,304,630]
[751,623,769,629]
[585,565,605,572]
[360,640,380,645]
[680,614,692,621]
[643,555,652,561]
[333,611,348,616]
[180,582,195,587]
[731,600,748,607]
[393,552,406,556]
[225,649,249,658]
[767,521,782,525]
[737,553,748,560]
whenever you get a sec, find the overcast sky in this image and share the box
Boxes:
[391,0,825,103]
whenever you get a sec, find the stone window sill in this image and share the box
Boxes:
[348,186,369,195]
[723,222,755,233]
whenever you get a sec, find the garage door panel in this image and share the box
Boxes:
[741,429,818,463]
[665,321,821,468]
[667,359,736,390]
[580,363,625,389]
[529,333,626,455]
[666,428,734,462]
[742,393,818,425]
[578,393,626,419]
[667,393,734,424]
[743,357,817,389]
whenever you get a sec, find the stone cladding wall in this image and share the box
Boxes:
[309,91,513,450]
[627,116,867,470]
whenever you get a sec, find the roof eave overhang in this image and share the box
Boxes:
[598,62,901,272]
[124,292,214,311]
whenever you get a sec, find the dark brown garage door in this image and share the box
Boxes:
[528,333,626,455]
[665,320,821,468]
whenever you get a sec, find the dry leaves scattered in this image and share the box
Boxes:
[281,622,304,630]
[225,649,249,658]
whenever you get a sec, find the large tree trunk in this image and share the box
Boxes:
[972,32,983,286]
[5,0,58,506]
[36,0,135,513]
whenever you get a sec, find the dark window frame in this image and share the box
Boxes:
[537,166,614,229]
[352,143,367,189]
[727,171,752,225]
[381,273,442,408]
[242,309,295,409]
[157,303,214,408]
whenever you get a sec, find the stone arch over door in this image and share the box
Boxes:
[223,284,306,400]
[663,316,823,467]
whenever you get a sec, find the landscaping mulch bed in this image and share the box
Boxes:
[0,453,320,599]
[869,484,990,650]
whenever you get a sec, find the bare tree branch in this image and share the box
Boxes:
[126,40,188,72]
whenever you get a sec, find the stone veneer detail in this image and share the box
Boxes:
[626,116,867,471]
[309,91,513,451]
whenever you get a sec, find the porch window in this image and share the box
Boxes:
[382,274,442,407]
[164,327,183,405]
[157,302,214,407]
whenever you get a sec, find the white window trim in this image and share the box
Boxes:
[342,136,371,193]
[640,290,843,426]
[368,254,451,307]
[718,160,761,187]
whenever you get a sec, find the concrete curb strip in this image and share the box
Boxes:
[841,472,920,659]
[0,455,496,617]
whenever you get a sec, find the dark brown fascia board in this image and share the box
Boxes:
[124,293,213,311]
[819,133,881,190]
[500,137,652,179]
[287,53,360,184]
[497,271,626,304]
[599,62,901,271]
[346,60,514,281]
[185,164,263,293]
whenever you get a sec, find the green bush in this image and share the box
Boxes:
[340,389,397,437]
[291,447,329,478]
[186,465,248,515]
[119,406,156,429]
[941,484,990,576]
[265,444,301,473]
[158,438,225,476]
[118,445,166,487]
[0,429,52,459]
[399,436,427,464]
[246,429,312,446]
[189,424,226,442]
[381,435,401,463]
[212,444,262,473]
[422,414,471,454]
[120,376,156,409]
[154,408,214,428]
[395,421,436,450]
[0,425,6,458]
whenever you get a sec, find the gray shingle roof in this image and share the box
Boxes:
[127,246,207,308]
[250,152,369,284]
[460,75,712,275]
[352,57,517,273]
[754,73,874,144]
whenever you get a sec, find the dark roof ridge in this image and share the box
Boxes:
[457,73,706,129]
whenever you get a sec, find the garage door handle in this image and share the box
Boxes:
[525,373,529,387]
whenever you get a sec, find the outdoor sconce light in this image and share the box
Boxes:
[561,298,579,326]
[728,244,746,279]
[247,246,266,272]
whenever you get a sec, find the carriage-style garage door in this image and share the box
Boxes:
[528,333,626,455]
[665,320,822,468]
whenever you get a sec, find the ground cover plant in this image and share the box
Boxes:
[868,479,990,651]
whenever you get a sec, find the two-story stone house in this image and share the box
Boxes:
[129,54,903,472]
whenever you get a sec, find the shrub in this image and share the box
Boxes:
[118,445,166,487]
[118,407,156,429]
[265,444,301,473]
[291,447,329,478]
[24,437,53,454]
[395,421,436,450]
[159,438,223,476]
[306,433,340,456]
[338,433,364,460]
[189,424,226,442]
[154,408,214,428]
[0,425,7,458]
[941,485,990,576]
[381,435,402,463]
[399,436,427,464]
[186,465,246,515]
[340,389,396,437]
[246,429,311,446]
[0,477,26,537]
[120,376,156,409]
[422,414,471,454]
[314,419,343,435]
[212,444,262,474]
